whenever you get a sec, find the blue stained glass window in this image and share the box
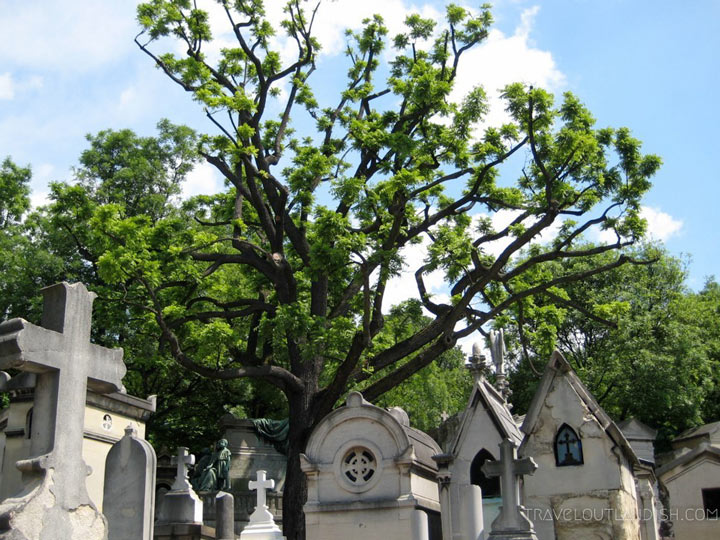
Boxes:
[554,424,583,466]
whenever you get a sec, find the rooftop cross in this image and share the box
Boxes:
[482,438,539,539]
[0,282,126,509]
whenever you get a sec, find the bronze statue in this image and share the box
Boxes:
[197,439,232,492]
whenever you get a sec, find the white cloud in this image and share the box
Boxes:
[641,206,683,242]
[0,1,137,72]
[450,6,566,130]
[0,73,45,100]
[0,73,14,100]
[120,87,137,107]
[182,161,224,199]
[29,163,58,209]
[593,205,683,244]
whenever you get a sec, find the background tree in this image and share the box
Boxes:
[0,126,291,450]
[38,2,665,537]
[506,244,717,449]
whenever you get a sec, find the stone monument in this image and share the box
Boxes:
[482,438,539,540]
[103,425,157,540]
[156,447,203,525]
[0,282,126,539]
[155,447,215,540]
[239,471,284,540]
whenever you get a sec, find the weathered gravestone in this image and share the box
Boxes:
[103,425,157,540]
[156,447,203,525]
[0,282,126,540]
[482,438,539,540]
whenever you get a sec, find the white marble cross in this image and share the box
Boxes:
[171,446,196,490]
[0,282,126,509]
[249,470,275,511]
[241,470,283,538]
[482,438,538,538]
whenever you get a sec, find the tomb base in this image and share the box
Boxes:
[487,531,539,540]
[0,470,107,540]
[239,519,284,539]
[154,523,216,540]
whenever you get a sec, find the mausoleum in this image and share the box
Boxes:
[300,391,442,540]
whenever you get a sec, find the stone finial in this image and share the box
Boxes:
[468,341,486,383]
[490,329,512,401]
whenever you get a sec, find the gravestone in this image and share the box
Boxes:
[155,448,215,540]
[104,425,157,540]
[239,471,283,540]
[156,447,203,525]
[0,282,126,539]
[482,438,539,540]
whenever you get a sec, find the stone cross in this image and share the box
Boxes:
[156,447,203,526]
[249,470,275,514]
[240,470,284,539]
[0,282,126,538]
[172,447,196,490]
[482,438,539,539]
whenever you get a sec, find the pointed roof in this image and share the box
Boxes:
[520,350,640,467]
[449,376,522,457]
[618,418,658,442]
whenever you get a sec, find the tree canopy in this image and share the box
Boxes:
[0,2,666,539]
[129,2,665,537]
[506,245,720,449]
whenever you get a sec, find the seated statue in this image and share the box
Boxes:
[198,438,232,492]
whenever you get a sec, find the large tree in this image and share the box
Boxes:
[124,2,661,537]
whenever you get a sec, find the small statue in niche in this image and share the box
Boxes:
[198,438,232,492]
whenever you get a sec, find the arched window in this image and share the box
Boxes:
[555,424,583,466]
[470,448,501,498]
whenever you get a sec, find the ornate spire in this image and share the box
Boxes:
[467,342,486,384]
[490,329,512,402]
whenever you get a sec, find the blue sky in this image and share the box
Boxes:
[0,0,718,291]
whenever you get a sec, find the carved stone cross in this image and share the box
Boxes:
[482,438,539,539]
[171,447,196,490]
[241,470,283,538]
[0,282,126,536]
[249,470,274,513]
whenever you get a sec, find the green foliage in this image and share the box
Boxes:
[1,4,670,537]
[0,158,31,229]
[370,300,472,432]
[506,245,719,449]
